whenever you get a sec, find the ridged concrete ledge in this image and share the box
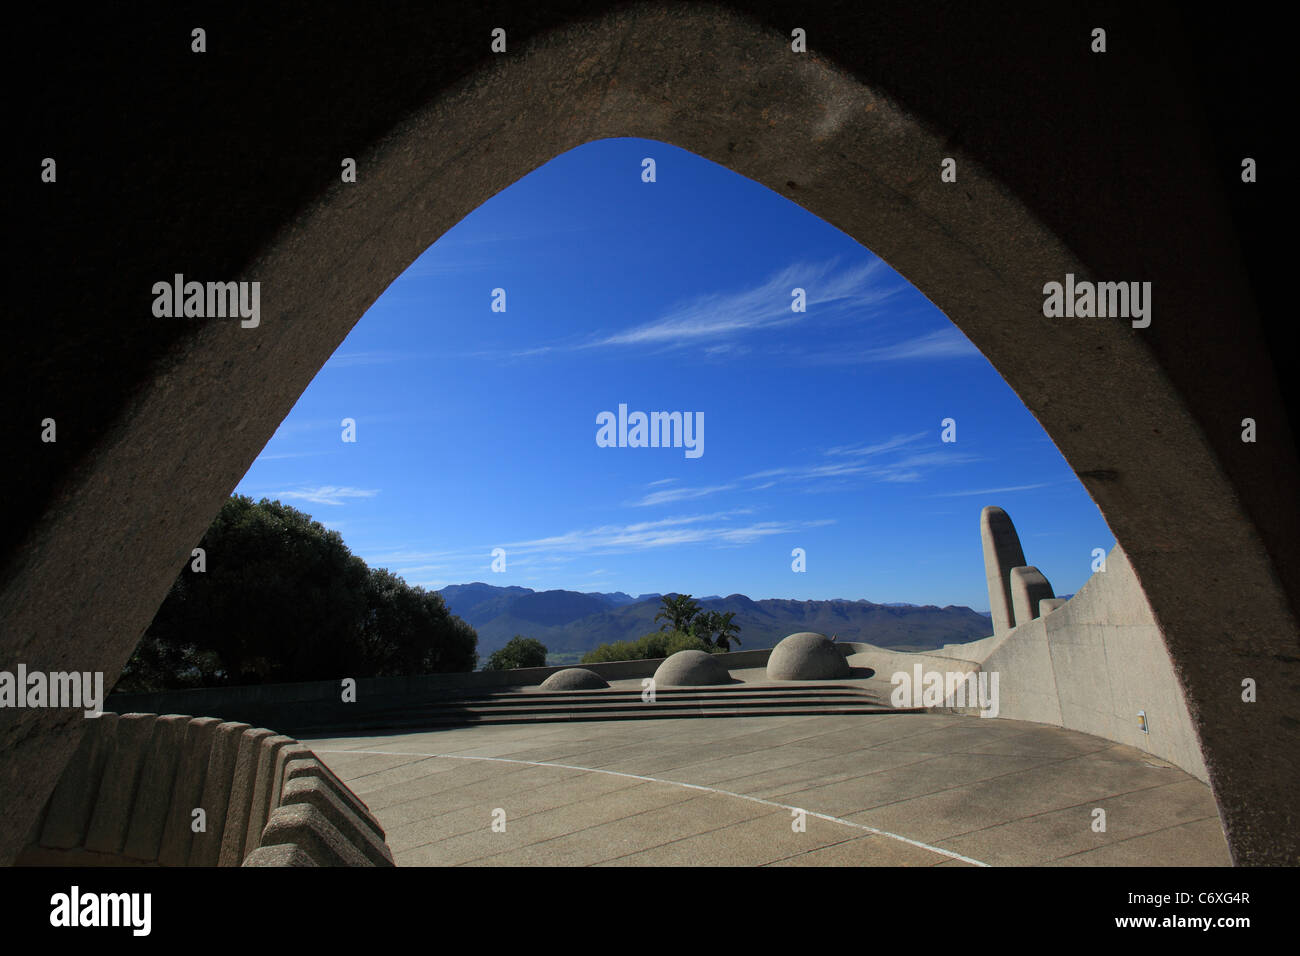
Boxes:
[16,712,393,867]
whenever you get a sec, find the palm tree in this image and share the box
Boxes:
[655,593,701,635]
[710,611,742,652]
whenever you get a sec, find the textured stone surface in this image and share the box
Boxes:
[259,803,372,867]
[122,714,189,861]
[307,715,1231,866]
[978,544,1208,783]
[540,668,610,690]
[157,717,221,866]
[283,758,386,839]
[242,843,320,867]
[39,714,117,850]
[189,722,251,866]
[25,713,392,866]
[767,633,852,681]
[981,507,1028,635]
[2,4,1296,865]
[84,714,157,855]
[219,727,276,866]
[278,776,395,866]
[1010,567,1055,628]
[653,650,732,687]
[243,734,295,859]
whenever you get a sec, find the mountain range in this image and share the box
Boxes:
[437,583,994,659]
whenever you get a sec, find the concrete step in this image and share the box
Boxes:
[356,686,882,716]
[405,682,881,704]
[364,691,884,713]
[307,683,919,731]
[324,703,920,731]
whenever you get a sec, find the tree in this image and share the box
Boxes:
[117,495,478,691]
[361,567,478,676]
[695,610,742,651]
[654,594,702,634]
[485,636,548,670]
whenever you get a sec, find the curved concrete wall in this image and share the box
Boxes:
[17,713,393,867]
[970,545,1209,782]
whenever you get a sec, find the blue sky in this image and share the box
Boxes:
[235,138,1114,611]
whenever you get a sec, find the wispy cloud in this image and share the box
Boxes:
[825,431,929,458]
[498,513,834,555]
[929,483,1052,498]
[799,327,982,365]
[362,510,826,583]
[621,433,977,512]
[256,450,332,461]
[269,485,379,506]
[584,259,900,350]
[631,483,738,507]
[324,350,433,368]
[742,438,976,487]
[863,327,980,361]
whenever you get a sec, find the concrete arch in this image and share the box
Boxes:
[3,3,1296,865]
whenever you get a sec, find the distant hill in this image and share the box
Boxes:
[437,583,993,657]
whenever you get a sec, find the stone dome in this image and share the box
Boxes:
[539,668,610,690]
[766,632,851,680]
[652,649,731,687]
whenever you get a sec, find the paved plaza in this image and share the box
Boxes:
[304,711,1231,867]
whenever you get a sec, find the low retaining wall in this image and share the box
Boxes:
[971,544,1208,780]
[833,517,1208,783]
[17,712,393,866]
[107,649,777,735]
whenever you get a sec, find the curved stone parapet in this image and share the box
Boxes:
[16,713,392,867]
[767,632,852,681]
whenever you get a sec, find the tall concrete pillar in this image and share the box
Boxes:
[981,506,1027,635]
[1010,566,1055,626]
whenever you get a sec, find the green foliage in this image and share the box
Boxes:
[118,495,478,691]
[580,630,713,664]
[648,595,742,651]
[654,594,702,634]
[485,636,549,671]
[664,630,714,656]
[693,610,742,651]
